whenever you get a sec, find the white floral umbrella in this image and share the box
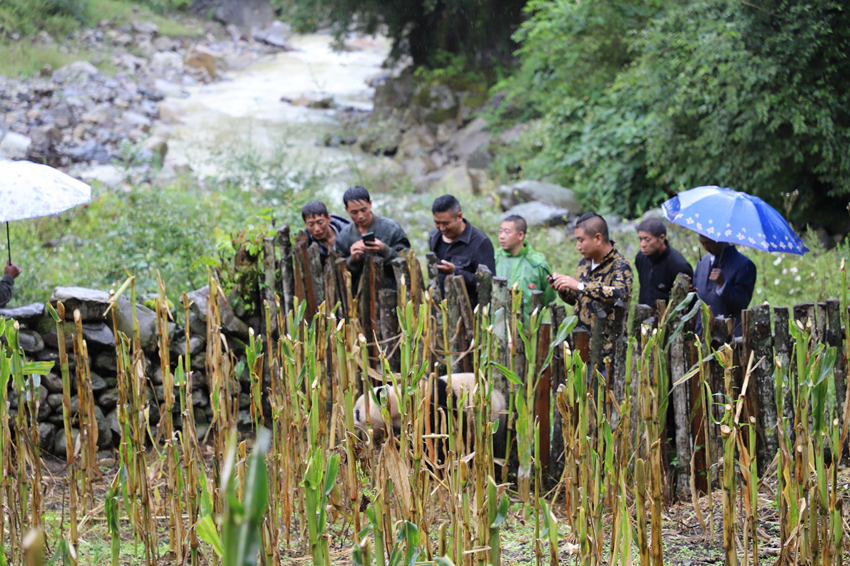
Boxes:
[0,159,92,263]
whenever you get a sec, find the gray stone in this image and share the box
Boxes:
[90,373,107,393]
[41,324,75,350]
[73,164,124,188]
[497,180,582,214]
[66,140,111,163]
[106,408,121,439]
[395,125,436,160]
[503,201,572,228]
[50,287,110,321]
[81,104,113,125]
[98,388,119,409]
[43,372,64,394]
[94,351,117,373]
[192,388,209,408]
[252,21,290,48]
[0,130,32,159]
[131,21,159,35]
[186,286,249,339]
[431,165,474,195]
[150,51,183,73]
[1,302,46,327]
[449,117,491,167]
[81,322,114,347]
[94,405,112,448]
[38,423,56,450]
[184,45,222,79]
[114,297,158,352]
[152,78,186,98]
[123,111,151,131]
[170,334,205,359]
[212,0,274,29]
[53,61,99,83]
[47,392,64,410]
[237,410,253,427]
[18,329,44,353]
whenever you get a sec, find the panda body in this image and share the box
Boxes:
[352,373,507,458]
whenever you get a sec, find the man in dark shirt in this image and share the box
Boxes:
[300,200,350,264]
[634,218,693,308]
[693,235,756,336]
[429,194,495,305]
[0,261,21,308]
[335,185,411,289]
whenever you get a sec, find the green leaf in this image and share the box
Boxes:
[196,515,223,558]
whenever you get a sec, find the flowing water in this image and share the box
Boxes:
[163,33,400,190]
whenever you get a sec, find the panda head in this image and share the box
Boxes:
[436,373,507,422]
[353,384,401,430]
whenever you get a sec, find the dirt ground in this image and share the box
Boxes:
[31,452,850,564]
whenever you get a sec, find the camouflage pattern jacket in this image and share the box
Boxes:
[557,246,633,333]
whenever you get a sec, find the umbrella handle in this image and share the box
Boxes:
[5,222,9,265]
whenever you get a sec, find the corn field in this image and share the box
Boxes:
[0,261,849,565]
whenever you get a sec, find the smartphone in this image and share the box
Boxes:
[362,232,375,242]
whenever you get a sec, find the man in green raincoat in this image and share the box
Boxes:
[495,215,555,321]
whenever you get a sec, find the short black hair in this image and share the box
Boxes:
[575,211,609,243]
[301,200,330,220]
[503,214,527,235]
[432,194,461,214]
[343,185,371,206]
[636,217,667,237]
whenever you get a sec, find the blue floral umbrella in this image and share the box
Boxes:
[661,186,808,255]
[0,159,92,263]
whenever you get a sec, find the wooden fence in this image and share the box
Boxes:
[261,226,849,500]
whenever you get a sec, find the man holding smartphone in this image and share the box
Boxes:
[335,185,411,289]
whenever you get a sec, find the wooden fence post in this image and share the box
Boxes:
[275,224,294,322]
[379,288,399,371]
[669,310,691,500]
[262,237,278,336]
[748,304,777,473]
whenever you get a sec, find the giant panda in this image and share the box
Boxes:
[352,372,507,464]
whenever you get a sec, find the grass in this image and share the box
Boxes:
[0,0,202,78]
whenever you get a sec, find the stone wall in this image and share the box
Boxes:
[1,285,255,456]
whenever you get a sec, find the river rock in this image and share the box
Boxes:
[47,392,63,410]
[503,201,572,228]
[419,83,457,123]
[51,286,110,321]
[131,21,159,36]
[186,285,249,339]
[79,322,114,347]
[94,350,116,373]
[53,61,100,84]
[99,387,119,409]
[94,405,112,448]
[143,136,168,161]
[170,333,206,358]
[184,45,221,79]
[106,408,121,440]
[73,164,125,188]
[151,51,183,73]
[497,180,582,214]
[252,21,290,48]
[41,324,75,350]
[0,302,45,326]
[90,372,108,393]
[66,140,111,163]
[0,130,32,158]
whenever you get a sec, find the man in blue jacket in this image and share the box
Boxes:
[693,235,756,336]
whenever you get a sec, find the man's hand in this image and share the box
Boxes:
[549,272,580,292]
[349,239,367,260]
[4,262,21,279]
[709,268,725,287]
[363,237,386,254]
[436,259,455,274]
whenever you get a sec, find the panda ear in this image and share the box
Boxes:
[436,377,449,408]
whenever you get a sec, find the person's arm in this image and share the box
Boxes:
[718,259,756,314]
[378,222,410,261]
[0,275,13,308]
[452,236,495,285]
[581,261,632,306]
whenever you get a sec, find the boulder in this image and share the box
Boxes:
[66,140,111,163]
[73,164,125,188]
[131,21,159,35]
[43,372,64,394]
[114,297,158,352]
[38,423,56,450]
[0,302,45,326]
[448,117,491,168]
[98,388,119,409]
[47,392,64,410]
[50,287,110,321]
[431,165,474,195]
[186,286,249,339]
[94,351,117,373]
[94,405,112,449]
[150,51,183,73]
[252,21,290,48]
[211,0,274,29]
[502,201,572,228]
[90,372,108,393]
[184,45,222,79]
[105,409,121,442]
[497,180,582,214]
[0,131,32,159]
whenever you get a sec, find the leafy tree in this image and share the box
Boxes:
[497,0,850,232]
[277,0,526,67]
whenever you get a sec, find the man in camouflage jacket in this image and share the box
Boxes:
[550,213,633,354]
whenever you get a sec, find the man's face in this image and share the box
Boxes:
[345,199,373,230]
[304,214,332,241]
[433,210,464,241]
[699,234,724,256]
[498,221,525,254]
[638,231,666,257]
[574,227,601,260]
